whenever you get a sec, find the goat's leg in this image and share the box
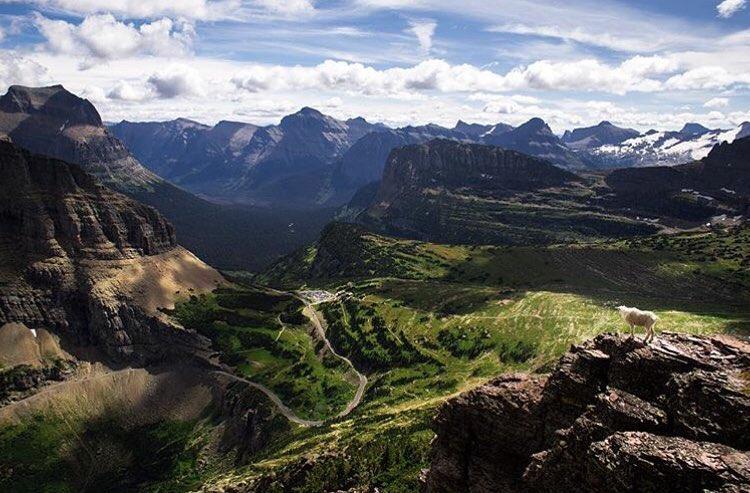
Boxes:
[629,324,634,339]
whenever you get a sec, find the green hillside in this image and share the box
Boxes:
[194,222,750,490]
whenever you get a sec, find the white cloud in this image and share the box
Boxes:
[147,64,206,98]
[252,0,316,15]
[704,97,730,108]
[322,96,343,108]
[478,95,543,115]
[0,52,48,92]
[665,66,750,91]
[489,23,655,53]
[618,55,681,77]
[107,80,150,101]
[229,56,750,97]
[502,58,665,94]
[33,14,195,62]
[0,27,5,43]
[407,19,437,52]
[26,0,241,21]
[469,93,540,104]
[717,0,746,18]
[79,85,107,103]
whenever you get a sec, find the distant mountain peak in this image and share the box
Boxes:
[453,120,501,137]
[515,117,553,135]
[524,117,548,128]
[280,107,337,130]
[679,123,711,136]
[561,121,640,151]
[296,106,325,117]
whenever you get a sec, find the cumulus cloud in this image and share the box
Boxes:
[665,66,750,90]
[147,64,206,98]
[0,52,48,92]
[107,80,150,101]
[704,97,730,108]
[322,96,343,108]
[33,14,196,63]
[408,19,437,52]
[717,0,746,18]
[79,85,107,103]
[479,95,542,115]
[229,55,750,97]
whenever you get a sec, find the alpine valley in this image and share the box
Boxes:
[1,81,749,493]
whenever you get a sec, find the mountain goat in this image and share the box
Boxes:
[617,306,658,343]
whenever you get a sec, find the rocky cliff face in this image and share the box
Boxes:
[357,139,655,245]
[372,139,578,205]
[0,140,223,364]
[0,139,175,259]
[422,332,750,492]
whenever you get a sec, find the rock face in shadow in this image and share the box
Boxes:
[359,139,657,245]
[603,136,750,222]
[422,332,750,492]
[0,140,220,364]
[0,139,175,259]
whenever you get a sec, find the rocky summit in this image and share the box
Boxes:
[422,332,750,493]
[0,84,158,190]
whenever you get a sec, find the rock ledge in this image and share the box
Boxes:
[422,332,750,492]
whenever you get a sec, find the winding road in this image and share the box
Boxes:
[299,297,368,419]
[215,288,367,427]
[211,370,326,427]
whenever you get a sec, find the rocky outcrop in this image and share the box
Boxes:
[0,140,223,364]
[359,139,656,246]
[373,139,579,204]
[0,359,78,405]
[422,332,750,492]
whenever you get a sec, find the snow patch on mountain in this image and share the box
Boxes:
[593,123,748,166]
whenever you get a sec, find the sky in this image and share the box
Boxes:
[0,0,749,133]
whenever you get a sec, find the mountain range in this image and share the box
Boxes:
[112,108,750,211]
[352,136,750,245]
[0,85,332,270]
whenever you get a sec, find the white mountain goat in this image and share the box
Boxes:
[617,306,658,343]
